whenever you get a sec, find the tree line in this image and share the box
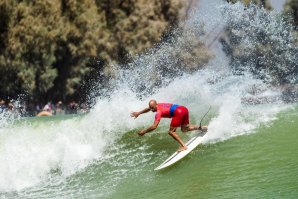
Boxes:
[0,0,186,105]
[2,0,296,108]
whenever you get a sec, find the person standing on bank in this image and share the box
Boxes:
[131,99,208,152]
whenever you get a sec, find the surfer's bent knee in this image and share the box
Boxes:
[168,128,177,135]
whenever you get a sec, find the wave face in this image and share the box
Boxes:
[0,1,296,196]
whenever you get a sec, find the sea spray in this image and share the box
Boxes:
[0,1,296,194]
[0,88,145,192]
[0,103,22,130]
[220,3,298,85]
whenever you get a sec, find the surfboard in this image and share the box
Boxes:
[154,131,207,171]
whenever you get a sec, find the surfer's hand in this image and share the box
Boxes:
[130,112,140,119]
[138,130,146,136]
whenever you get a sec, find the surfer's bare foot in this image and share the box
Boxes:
[178,145,188,152]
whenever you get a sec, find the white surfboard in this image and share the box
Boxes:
[154,131,207,171]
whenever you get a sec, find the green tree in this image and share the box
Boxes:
[226,0,272,9]
[0,1,61,102]
[51,0,109,101]
[284,0,298,28]
[0,0,212,105]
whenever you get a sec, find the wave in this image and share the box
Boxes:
[0,0,296,193]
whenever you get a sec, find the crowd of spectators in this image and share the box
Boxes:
[0,98,89,117]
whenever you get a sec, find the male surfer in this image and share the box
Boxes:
[131,100,208,152]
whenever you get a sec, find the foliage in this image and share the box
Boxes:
[1,0,208,104]
[226,0,272,10]
[284,0,298,29]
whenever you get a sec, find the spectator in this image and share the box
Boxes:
[7,103,14,112]
[55,101,65,115]
[0,99,6,113]
[43,102,52,112]
[68,101,78,114]
[36,104,41,113]
[37,102,52,116]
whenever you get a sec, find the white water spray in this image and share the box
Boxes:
[0,1,296,194]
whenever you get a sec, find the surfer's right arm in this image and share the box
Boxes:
[138,120,160,136]
[130,107,150,119]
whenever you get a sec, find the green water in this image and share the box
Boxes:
[107,106,298,199]
[1,105,297,199]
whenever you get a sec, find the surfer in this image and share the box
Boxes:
[131,100,208,152]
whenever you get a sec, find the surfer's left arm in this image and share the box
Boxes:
[138,120,160,136]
